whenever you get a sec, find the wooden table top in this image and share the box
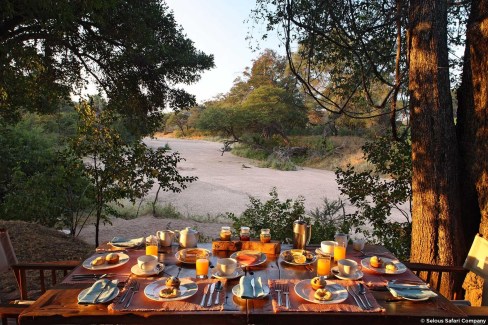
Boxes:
[18,243,467,325]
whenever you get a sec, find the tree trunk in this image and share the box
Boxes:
[457,0,488,306]
[408,0,465,299]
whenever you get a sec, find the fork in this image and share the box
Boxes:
[283,283,290,309]
[275,283,282,306]
[124,280,139,308]
[118,279,134,304]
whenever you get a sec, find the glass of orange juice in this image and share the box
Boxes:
[146,235,159,257]
[334,242,346,261]
[317,255,332,278]
[196,258,209,279]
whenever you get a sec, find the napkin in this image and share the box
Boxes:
[387,282,437,300]
[239,275,265,299]
[78,279,118,304]
[110,237,144,248]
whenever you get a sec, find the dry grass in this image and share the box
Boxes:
[0,220,92,302]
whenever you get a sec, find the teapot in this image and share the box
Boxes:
[156,230,175,247]
[175,227,199,248]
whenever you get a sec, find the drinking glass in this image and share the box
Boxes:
[146,235,159,257]
[316,255,332,277]
[334,242,346,261]
[196,258,209,279]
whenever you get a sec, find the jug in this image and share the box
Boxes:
[156,230,175,247]
[175,227,199,248]
[334,232,349,247]
[293,218,311,249]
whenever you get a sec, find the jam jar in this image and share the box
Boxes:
[260,229,271,243]
[219,226,232,241]
[240,227,250,241]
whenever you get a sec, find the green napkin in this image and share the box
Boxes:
[78,279,118,304]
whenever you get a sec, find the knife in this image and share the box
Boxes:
[207,282,216,307]
[200,284,210,306]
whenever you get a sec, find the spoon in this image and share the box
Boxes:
[358,283,373,309]
[214,280,223,305]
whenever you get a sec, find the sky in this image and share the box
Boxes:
[164,0,285,103]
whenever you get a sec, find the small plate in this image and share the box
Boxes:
[315,248,333,256]
[280,249,317,266]
[360,257,407,274]
[230,250,267,267]
[144,278,198,302]
[232,283,270,299]
[131,263,165,276]
[175,248,211,264]
[387,281,437,301]
[211,268,244,279]
[294,280,348,304]
[78,286,119,304]
[331,266,364,280]
[82,253,130,270]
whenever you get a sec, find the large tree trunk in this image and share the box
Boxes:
[457,0,488,306]
[408,0,465,299]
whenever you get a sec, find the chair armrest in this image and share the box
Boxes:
[403,262,467,273]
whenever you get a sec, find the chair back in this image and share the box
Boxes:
[0,229,18,273]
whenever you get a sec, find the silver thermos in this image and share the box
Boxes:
[293,218,311,249]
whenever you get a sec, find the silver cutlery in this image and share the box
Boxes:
[214,281,223,305]
[358,283,373,309]
[347,286,366,310]
[119,279,135,304]
[124,280,139,308]
[283,284,290,309]
[275,283,282,306]
[352,285,369,309]
[72,273,115,279]
[207,282,216,307]
[200,284,210,306]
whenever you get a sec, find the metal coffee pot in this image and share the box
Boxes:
[293,218,311,249]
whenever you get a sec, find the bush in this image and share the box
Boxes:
[309,198,351,244]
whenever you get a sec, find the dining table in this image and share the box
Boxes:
[18,242,469,325]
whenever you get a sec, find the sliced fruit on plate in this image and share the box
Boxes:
[236,254,258,266]
[293,255,306,264]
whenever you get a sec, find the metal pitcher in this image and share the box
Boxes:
[293,218,311,249]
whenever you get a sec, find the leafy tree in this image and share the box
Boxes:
[0,0,214,134]
[71,100,196,246]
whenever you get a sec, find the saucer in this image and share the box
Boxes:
[315,248,333,256]
[331,266,363,280]
[131,263,165,276]
[211,268,244,279]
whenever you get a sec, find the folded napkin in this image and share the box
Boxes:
[110,237,144,248]
[387,282,437,300]
[239,275,265,299]
[78,279,119,304]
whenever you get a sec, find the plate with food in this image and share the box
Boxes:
[144,277,198,302]
[230,250,267,267]
[280,249,316,265]
[360,256,407,274]
[175,248,211,264]
[294,279,348,304]
[82,252,130,270]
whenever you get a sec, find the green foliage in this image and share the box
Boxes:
[335,136,412,259]
[309,198,351,244]
[228,188,306,242]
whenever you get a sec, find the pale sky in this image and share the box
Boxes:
[164,0,284,103]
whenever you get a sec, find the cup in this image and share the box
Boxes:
[334,242,346,261]
[216,258,237,276]
[352,238,366,251]
[321,241,337,255]
[337,259,358,277]
[156,230,175,247]
[137,255,158,271]
[316,255,332,277]
[334,233,349,247]
[196,258,209,279]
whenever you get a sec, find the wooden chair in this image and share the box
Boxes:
[0,228,79,325]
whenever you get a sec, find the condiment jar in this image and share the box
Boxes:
[240,226,250,241]
[220,226,232,241]
[260,229,271,243]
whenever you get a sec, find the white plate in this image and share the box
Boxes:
[232,283,270,299]
[78,286,119,304]
[331,266,364,280]
[315,248,333,256]
[144,278,198,302]
[294,280,348,304]
[387,281,437,301]
[230,250,267,267]
[82,253,130,270]
[360,257,407,274]
[211,268,244,279]
[131,263,165,276]
[175,248,211,264]
[280,249,317,266]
